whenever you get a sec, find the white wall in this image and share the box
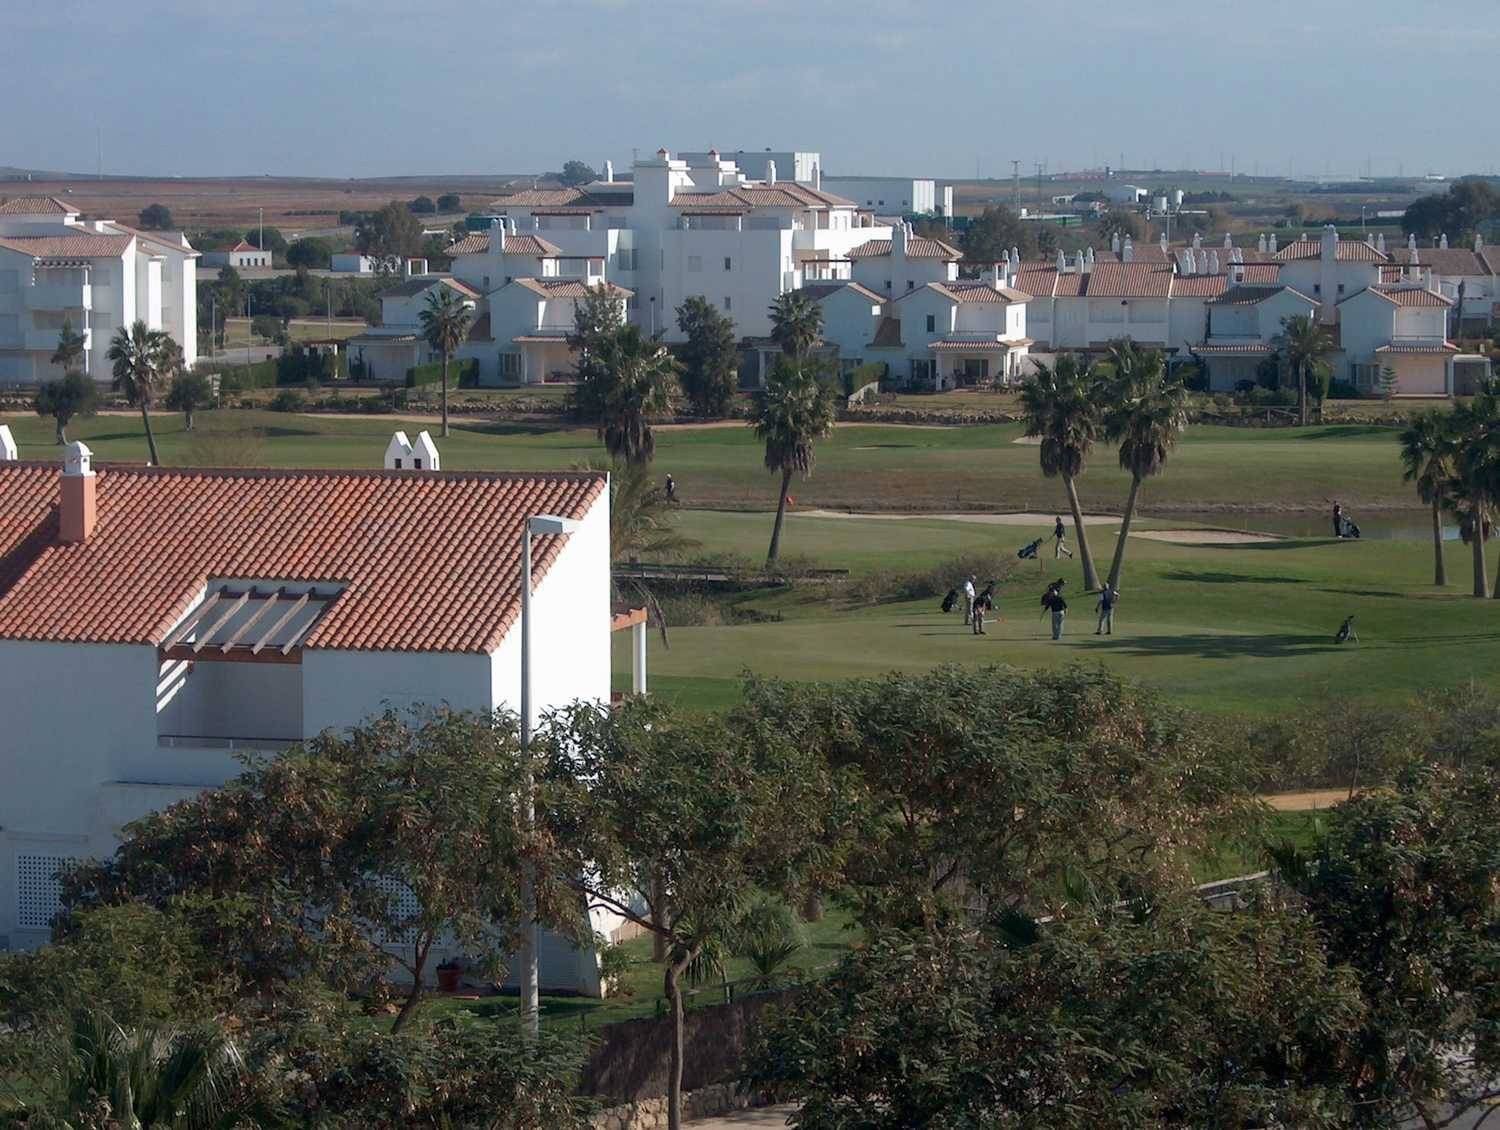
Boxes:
[823,177,936,214]
[658,227,792,340]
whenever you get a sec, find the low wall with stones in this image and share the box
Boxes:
[590,1082,765,1129]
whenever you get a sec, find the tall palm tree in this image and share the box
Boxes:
[1451,388,1500,598]
[418,286,472,438]
[1275,314,1334,427]
[48,1009,269,1128]
[768,291,822,361]
[1021,354,1104,590]
[575,324,679,465]
[754,360,836,564]
[1399,409,1457,586]
[107,321,174,466]
[51,318,87,374]
[1102,352,1189,591]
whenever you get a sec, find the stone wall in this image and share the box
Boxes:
[591,1082,763,1130]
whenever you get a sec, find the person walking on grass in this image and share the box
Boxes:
[664,473,676,503]
[1095,585,1117,635]
[1053,515,1074,559]
[972,591,989,635]
[1041,579,1068,640]
[962,575,976,625]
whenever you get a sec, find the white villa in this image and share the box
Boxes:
[0,196,199,385]
[0,439,647,993]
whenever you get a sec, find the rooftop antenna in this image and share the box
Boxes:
[96,125,102,180]
[1011,159,1021,205]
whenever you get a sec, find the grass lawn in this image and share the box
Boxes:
[1,408,1418,513]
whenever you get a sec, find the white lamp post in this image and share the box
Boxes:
[519,513,580,1038]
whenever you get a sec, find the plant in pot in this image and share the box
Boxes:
[436,957,463,993]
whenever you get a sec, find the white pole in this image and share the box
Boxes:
[632,620,647,695]
[519,524,540,1039]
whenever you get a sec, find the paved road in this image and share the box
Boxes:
[686,1106,796,1128]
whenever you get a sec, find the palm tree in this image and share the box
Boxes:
[1102,352,1189,592]
[754,360,836,564]
[51,318,87,374]
[768,291,822,361]
[1275,314,1334,427]
[1399,409,1457,586]
[1021,354,1104,590]
[48,1009,269,1128]
[418,286,472,438]
[604,458,698,563]
[107,321,174,466]
[577,324,679,466]
[1451,388,1500,598]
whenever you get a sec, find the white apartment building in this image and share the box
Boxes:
[0,442,640,992]
[679,150,821,185]
[823,176,953,217]
[0,196,198,385]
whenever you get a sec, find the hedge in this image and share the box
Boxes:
[406,358,479,388]
[216,360,279,393]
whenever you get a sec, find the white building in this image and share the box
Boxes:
[0,195,198,385]
[823,177,953,217]
[200,241,271,269]
[679,149,821,185]
[344,275,482,383]
[0,443,643,992]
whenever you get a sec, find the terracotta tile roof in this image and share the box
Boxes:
[848,236,962,260]
[512,333,571,343]
[870,316,904,348]
[678,205,751,216]
[1170,274,1231,298]
[512,278,632,299]
[798,281,885,305]
[1271,239,1389,263]
[0,234,133,259]
[922,280,1030,304]
[494,187,589,208]
[0,196,73,215]
[231,240,257,251]
[1013,267,1058,297]
[1375,341,1460,354]
[1209,284,1303,306]
[1481,248,1500,275]
[1085,262,1174,298]
[1390,248,1489,276]
[929,337,1029,351]
[0,464,606,653]
[100,223,201,258]
[1367,286,1453,308]
[1096,244,1172,264]
[1053,271,1086,297]
[380,275,481,300]
[1237,264,1282,284]
[446,233,561,257]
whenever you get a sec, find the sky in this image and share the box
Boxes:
[5,0,1498,181]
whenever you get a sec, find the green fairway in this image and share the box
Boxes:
[613,509,1499,717]
[2,408,1418,513]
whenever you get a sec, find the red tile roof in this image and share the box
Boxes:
[0,196,73,215]
[1375,341,1460,354]
[103,224,201,258]
[495,187,590,207]
[0,464,606,653]
[1085,262,1174,298]
[923,280,1030,304]
[1209,284,1314,306]
[0,234,133,259]
[1237,264,1282,284]
[1013,267,1059,297]
[1271,239,1388,263]
[1169,274,1231,298]
[512,278,632,298]
[1367,286,1453,307]
[1390,248,1488,276]
[447,232,561,257]
[1193,342,1272,355]
[848,236,961,260]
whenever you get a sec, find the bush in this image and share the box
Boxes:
[277,344,339,386]
[843,554,1019,607]
[406,358,479,388]
[1327,379,1361,400]
[1246,386,1297,408]
[250,314,283,343]
[215,359,279,393]
[269,388,306,413]
[845,361,888,398]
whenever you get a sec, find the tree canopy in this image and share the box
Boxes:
[559,160,598,187]
[962,205,1037,261]
[1402,177,1500,239]
[355,201,424,265]
[137,203,174,230]
[674,295,739,417]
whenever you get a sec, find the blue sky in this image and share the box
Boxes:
[6,0,1497,180]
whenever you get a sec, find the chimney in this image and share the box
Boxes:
[1010,245,1020,266]
[1477,233,1485,252]
[1208,249,1220,274]
[893,220,908,258]
[605,159,614,182]
[765,159,777,185]
[1122,237,1134,263]
[1111,231,1121,254]
[1269,234,1278,253]
[1224,232,1233,250]
[0,423,16,461]
[1321,224,1337,262]
[1408,233,1417,253]
[1158,232,1168,254]
[61,441,96,542]
[1440,233,1449,250]
[1377,232,1386,254]
[813,162,822,190]
[1257,233,1267,253]
[489,218,506,255]
[1192,232,1202,250]
[657,147,669,160]
[1056,248,1067,272]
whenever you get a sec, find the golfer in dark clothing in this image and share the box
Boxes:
[1332,502,1343,538]
[1053,516,1073,559]
[1335,615,1358,644]
[1095,586,1117,635]
[665,474,677,502]
[1042,580,1068,640]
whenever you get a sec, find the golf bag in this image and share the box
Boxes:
[941,588,960,613]
[1340,515,1361,539]
[1335,616,1356,644]
[1017,540,1041,560]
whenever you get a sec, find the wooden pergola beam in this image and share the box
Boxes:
[250,592,310,655]
[218,588,283,653]
[191,590,251,654]
[160,592,220,650]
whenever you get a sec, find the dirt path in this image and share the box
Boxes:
[1263,789,1356,811]
[687,1106,797,1128]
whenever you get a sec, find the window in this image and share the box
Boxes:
[724,296,731,311]
[688,255,702,273]
[724,257,732,271]
[1313,284,1321,295]
[907,280,914,291]
[878,199,885,206]
[884,280,892,292]
[926,314,936,333]
[501,352,521,382]
[483,276,490,289]
[1337,284,1345,295]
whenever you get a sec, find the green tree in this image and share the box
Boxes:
[1102,349,1189,592]
[215,265,244,317]
[137,203,174,230]
[1379,363,1400,400]
[165,370,214,432]
[284,237,331,269]
[1400,408,1457,586]
[961,204,1037,261]
[51,317,87,374]
[436,192,461,212]
[106,322,175,466]
[1449,387,1500,597]
[767,291,822,362]
[745,898,1360,1129]
[753,359,836,564]
[567,281,626,385]
[559,160,597,187]
[538,696,824,1130]
[34,372,99,445]
[244,226,286,254]
[1275,313,1335,426]
[570,323,679,465]
[1021,354,1104,589]
[355,201,424,271]
[674,295,739,417]
[1283,764,1500,1128]
[418,285,473,438]
[1097,209,1146,244]
[408,195,436,214]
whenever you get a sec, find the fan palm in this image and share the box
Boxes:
[418,286,472,438]
[575,325,680,466]
[768,291,822,361]
[1452,388,1500,598]
[106,321,174,466]
[1021,354,1104,590]
[754,360,836,564]
[1275,314,1334,427]
[1102,352,1189,591]
[1399,409,1457,586]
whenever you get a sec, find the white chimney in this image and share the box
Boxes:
[1477,233,1485,252]
[1122,237,1134,263]
[1111,231,1121,254]
[1192,232,1202,250]
[605,159,614,182]
[1257,233,1267,253]
[1208,249,1220,274]
[1269,234,1278,253]
[1085,246,1095,265]
[0,423,16,462]
[410,430,440,471]
[1158,232,1168,253]
[61,441,96,542]
[813,162,822,190]
[1321,224,1338,262]
[1411,245,1421,266]
[1010,245,1020,265]
[489,218,506,255]
[384,430,414,470]
[1224,232,1233,249]
[1408,233,1418,252]
[1057,248,1067,272]
[1441,233,1449,250]
[1185,248,1197,275]
[893,221,908,258]
[765,159,777,184]
[1377,232,1387,254]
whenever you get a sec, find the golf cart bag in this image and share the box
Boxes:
[1335,616,1356,644]
[1017,540,1041,560]
[941,588,960,613]
[1340,515,1361,539]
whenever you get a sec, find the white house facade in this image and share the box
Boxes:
[0,196,198,385]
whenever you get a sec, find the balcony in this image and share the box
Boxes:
[25,283,90,311]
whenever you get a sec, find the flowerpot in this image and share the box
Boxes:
[436,967,461,993]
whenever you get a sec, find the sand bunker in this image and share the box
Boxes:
[797,510,1120,527]
[1131,529,1283,545]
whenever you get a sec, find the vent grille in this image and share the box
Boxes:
[17,854,74,931]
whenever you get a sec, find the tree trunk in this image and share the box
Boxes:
[55,419,65,445]
[184,408,194,432]
[140,402,160,467]
[1473,508,1489,599]
[1063,474,1101,590]
[766,467,793,564]
[391,937,431,1033]
[1106,476,1142,593]
[1298,362,1308,427]
[801,891,824,923]
[664,948,698,1130]
[440,351,450,438]
[650,873,669,963]
[1431,498,1447,587]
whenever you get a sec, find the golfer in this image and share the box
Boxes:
[962,575,976,625]
[972,593,988,635]
[1095,585,1117,635]
[1053,516,1074,559]
[1042,579,1068,640]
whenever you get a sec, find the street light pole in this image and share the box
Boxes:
[518,513,580,1040]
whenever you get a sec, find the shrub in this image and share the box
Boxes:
[845,361,888,398]
[277,344,338,386]
[269,388,305,413]
[1327,378,1362,400]
[1246,386,1297,408]
[1178,364,1208,392]
[215,359,279,393]
[406,358,479,388]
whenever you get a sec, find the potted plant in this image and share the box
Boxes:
[436,958,463,993]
